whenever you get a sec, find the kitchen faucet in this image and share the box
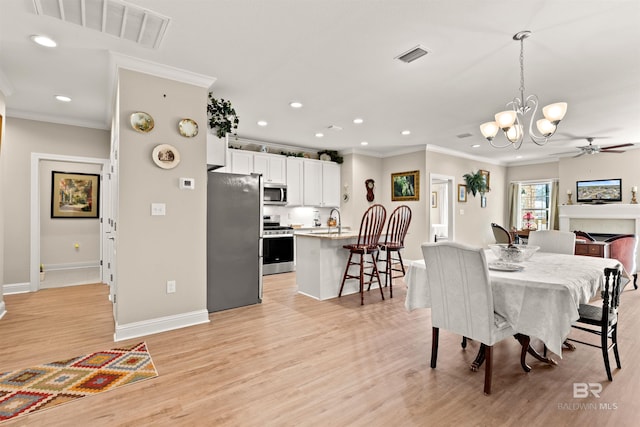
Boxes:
[329,208,341,234]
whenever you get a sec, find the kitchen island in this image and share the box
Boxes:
[296,231,382,300]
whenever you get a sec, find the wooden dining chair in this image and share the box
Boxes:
[339,204,387,305]
[377,205,412,298]
[605,234,638,289]
[422,241,517,394]
[566,264,624,381]
[527,230,576,254]
[573,230,596,242]
[491,223,512,244]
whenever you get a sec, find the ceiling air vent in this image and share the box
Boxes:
[32,0,171,49]
[395,45,430,63]
[456,133,473,139]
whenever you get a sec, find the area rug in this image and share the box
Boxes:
[0,342,158,423]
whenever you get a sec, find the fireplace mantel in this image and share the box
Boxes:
[559,204,640,266]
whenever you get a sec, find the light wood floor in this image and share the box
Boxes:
[1,274,638,426]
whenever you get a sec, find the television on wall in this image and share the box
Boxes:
[576,178,622,203]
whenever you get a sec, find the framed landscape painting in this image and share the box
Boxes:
[51,171,100,218]
[391,170,419,201]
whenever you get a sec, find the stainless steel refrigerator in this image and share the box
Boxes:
[207,171,263,312]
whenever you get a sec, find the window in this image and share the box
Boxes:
[517,181,553,230]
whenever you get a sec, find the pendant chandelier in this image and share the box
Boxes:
[480,31,567,149]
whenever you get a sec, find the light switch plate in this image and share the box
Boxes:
[151,203,166,216]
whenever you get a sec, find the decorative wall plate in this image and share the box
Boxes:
[152,144,180,169]
[130,112,154,133]
[178,118,198,137]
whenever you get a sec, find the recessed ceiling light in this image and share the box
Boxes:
[516,155,523,159]
[31,34,57,47]
[55,95,72,102]
[401,130,411,136]
[360,141,368,146]
[289,101,303,108]
[353,118,364,124]
[257,120,268,126]
[471,144,481,148]
[315,132,324,138]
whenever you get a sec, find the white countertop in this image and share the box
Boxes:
[295,230,359,240]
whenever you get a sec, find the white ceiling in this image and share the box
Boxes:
[1,0,639,165]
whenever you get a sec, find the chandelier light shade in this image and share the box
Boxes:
[480,31,568,149]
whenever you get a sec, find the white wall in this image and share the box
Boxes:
[425,149,507,248]
[2,119,109,285]
[0,92,5,314]
[39,160,102,269]
[115,68,208,327]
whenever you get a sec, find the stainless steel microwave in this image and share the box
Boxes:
[263,183,287,205]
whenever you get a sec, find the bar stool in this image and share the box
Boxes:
[339,204,387,305]
[377,205,412,298]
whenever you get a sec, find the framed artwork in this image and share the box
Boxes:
[481,195,487,208]
[391,170,420,201]
[431,191,437,208]
[458,184,467,202]
[51,171,100,218]
[479,169,490,190]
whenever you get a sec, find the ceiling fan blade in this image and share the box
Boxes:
[573,151,587,158]
[600,150,626,153]
[601,143,634,150]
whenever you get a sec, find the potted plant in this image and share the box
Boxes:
[207,93,239,139]
[463,170,490,197]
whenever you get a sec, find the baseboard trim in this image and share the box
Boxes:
[114,309,210,342]
[3,282,31,295]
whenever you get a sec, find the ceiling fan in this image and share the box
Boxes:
[562,137,634,157]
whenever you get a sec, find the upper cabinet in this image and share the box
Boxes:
[286,157,304,206]
[254,153,286,184]
[229,150,253,175]
[301,159,340,208]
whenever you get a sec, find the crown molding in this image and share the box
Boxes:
[7,108,109,130]
[425,144,506,166]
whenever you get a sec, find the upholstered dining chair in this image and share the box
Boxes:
[421,241,517,394]
[605,234,638,289]
[339,204,387,305]
[527,230,576,255]
[377,205,412,298]
[567,264,624,381]
[491,223,512,244]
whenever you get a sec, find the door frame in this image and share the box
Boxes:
[429,173,455,243]
[30,153,109,292]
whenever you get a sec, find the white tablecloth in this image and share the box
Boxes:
[405,250,621,356]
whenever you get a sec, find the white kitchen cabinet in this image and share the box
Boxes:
[254,153,286,184]
[286,157,304,206]
[206,133,227,169]
[321,161,341,207]
[229,150,253,175]
[302,159,340,207]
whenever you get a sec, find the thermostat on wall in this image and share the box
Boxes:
[180,177,195,190]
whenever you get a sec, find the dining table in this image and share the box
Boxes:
[405,249,624,364]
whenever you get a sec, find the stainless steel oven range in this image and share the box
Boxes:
[263,215,295,275]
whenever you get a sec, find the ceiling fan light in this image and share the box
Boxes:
[480,121,499,140]
[542,102,567,123]
[536,118,556,136]
[506,124,522,143]
[495,110,517,129]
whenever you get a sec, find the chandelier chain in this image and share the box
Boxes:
[519,37,526,105]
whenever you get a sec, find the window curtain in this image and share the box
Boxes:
[507,182,519,230]
[549,180,559,230]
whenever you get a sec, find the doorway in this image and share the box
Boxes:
[30,153,109,292]
[429,173,455,243]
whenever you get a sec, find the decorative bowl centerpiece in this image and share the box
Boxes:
[488,244,539,262]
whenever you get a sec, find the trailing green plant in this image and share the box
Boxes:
[463,170,490,197]
[207,94,239,138]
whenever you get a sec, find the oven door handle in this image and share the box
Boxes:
[263,234,294,238]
